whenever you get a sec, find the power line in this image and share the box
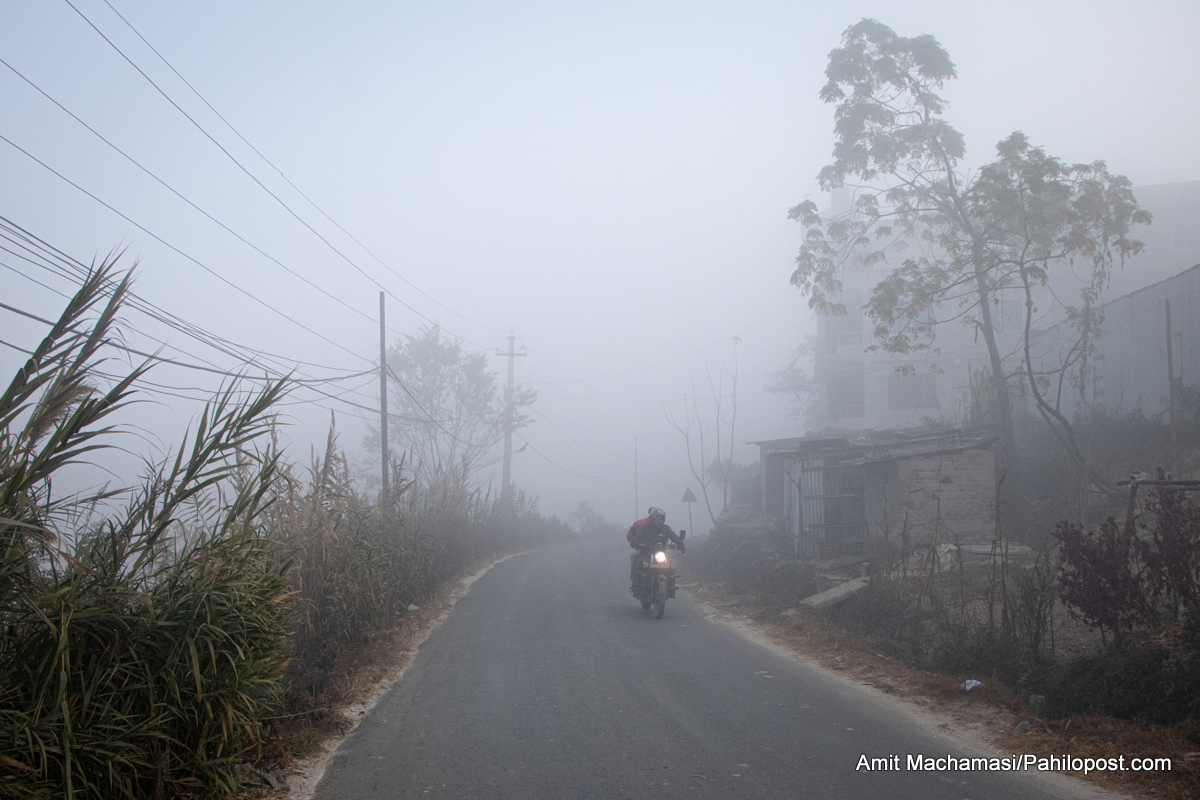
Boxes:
[2,245,298,378]
[384,362,503,448]
[515,434,627,480]
[0,301,428,425]
[1,224,410,422]
[62,0,495,351]
[98,0,507,338]
[0,221,365,375]
[0,300,372,384]
[0,134,374,365]
[0,337,33,355]
[0,55,394,334]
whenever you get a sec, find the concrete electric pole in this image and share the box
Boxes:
[495,333,525,503]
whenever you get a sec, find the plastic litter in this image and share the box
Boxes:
[960,679,984,692]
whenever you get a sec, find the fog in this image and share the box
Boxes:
[3,0,1198,531]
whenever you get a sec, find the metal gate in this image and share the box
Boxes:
[790,458,865,558]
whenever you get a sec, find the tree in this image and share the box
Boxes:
[377,325,534,484]
[666,344,742,527]
[567,501,623,538]
[767,335,817,426]
[790,19,1148,526]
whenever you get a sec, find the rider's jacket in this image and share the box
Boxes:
[627,517,684,551]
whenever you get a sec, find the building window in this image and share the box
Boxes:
[822,293,864,353]
[888,373,938,409]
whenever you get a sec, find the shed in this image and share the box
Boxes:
[754,428,999,558]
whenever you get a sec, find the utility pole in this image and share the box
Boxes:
[634,434,639,519]
[495,333,525,503]
[379,292,389,500]
[1167,299,1177,452]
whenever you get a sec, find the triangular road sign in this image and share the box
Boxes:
[681,487,697,503]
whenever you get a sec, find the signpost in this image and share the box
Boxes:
[681,487,697,534]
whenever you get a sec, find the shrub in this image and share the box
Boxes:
[1042,642,1200,726]
[1054,517,1148,645]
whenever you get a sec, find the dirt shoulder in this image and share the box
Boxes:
[682,576,1199,800]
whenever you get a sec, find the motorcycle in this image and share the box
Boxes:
[632,530,685,619]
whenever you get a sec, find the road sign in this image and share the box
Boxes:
[681,487,697,534]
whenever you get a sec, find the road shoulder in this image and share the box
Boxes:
[276,553,524,800]
[684,582,1149,800]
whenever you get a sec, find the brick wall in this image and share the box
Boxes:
[862,445,998,547]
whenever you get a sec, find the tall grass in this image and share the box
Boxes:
[274,430,574,713]
[1,260,576,797]
[1,263,292,799]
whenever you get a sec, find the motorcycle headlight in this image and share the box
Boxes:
[654,551,667,563]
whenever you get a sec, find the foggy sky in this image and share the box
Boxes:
[3,0,1198,528]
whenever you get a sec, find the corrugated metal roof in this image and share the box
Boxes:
[754,426,998,463]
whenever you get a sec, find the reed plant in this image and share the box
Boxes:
[1,263,292,799]
[0,258,576,796]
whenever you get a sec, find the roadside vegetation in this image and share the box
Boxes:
[0,264,572,799]
[708,18,1199,796]
[691,400,1200,799]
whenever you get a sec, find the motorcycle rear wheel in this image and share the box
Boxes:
[654,575,667,619]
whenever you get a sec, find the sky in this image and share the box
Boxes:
[2,0,1199,529]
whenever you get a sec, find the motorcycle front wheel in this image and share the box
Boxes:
[654,574,667,619]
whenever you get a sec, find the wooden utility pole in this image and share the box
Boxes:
[495,333,525,503]
[1167,300,1177,452]
[379,292,389,499]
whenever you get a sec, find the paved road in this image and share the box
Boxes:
[314,539,1099,799]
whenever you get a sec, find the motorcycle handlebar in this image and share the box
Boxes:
[632,540,683,551]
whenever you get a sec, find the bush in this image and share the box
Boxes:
[690,514,801,594]
[1041,642,1200,726]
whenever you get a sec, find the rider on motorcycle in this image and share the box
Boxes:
[627,506,685,595]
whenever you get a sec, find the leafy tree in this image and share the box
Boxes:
[790,19,1148,522]
[379,325,534,484]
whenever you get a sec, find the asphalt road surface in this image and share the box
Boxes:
[313,539,1102,800]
